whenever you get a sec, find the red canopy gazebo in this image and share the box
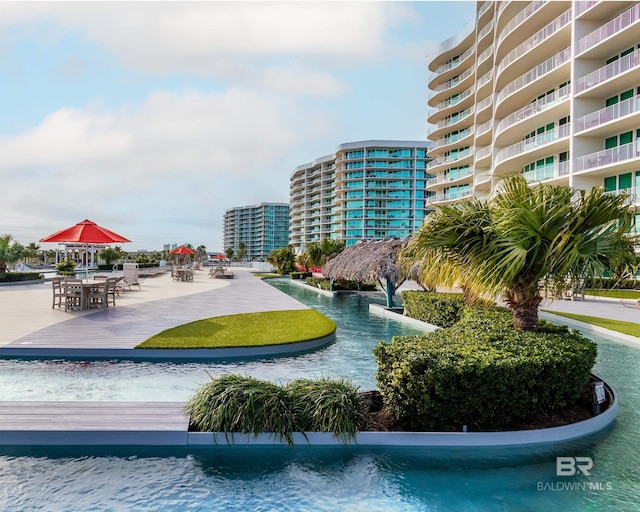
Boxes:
[40,219,131,278]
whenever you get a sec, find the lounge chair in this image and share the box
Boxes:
[620,299,640,309]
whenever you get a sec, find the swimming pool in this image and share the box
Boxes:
[0,279,638,510]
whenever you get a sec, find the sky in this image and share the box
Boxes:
[0,1,475,253]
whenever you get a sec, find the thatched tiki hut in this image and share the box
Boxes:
[322,238,407,308]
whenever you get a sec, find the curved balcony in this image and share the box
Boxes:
[496,1,547,56]
[425,169,473,191]
[575,141,640,175]
[431,127,474,154]
[522,160,570,183]
[475,120,493,147]
[426,148,473,173]
[475,95,493,121]
[477,19,494,49]
[427,107,474,140]
[428,88,474,123]
[474,169,493,189]
[576,94,640,136]
[578,3,640,57]
[428,67,475,105]
[576,48,640,98]
[495,124,571,169]
[475,145,492,167]
[476,69,493,99]
[428,189,474,205]
[428,22,475,73]
[495,47,570,119]
[433,45,475,76]
[495,9,571,91]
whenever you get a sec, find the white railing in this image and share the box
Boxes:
[577,48,640,94]
[576,94,640,133]
[477,46,493,65]
[495,124,570,165]
[429,67,475,98]
[434,46,475,75]
[497,0,547,47]
[429,190,474,203]
[476,120,492,136]
[477,19,494,41]
[578,3,640,54]
[477,69,493,89]
[497,47,570,105]
[496,84,570,135]
[604,188,637,207]
[426,169,473,187]
[575,1,599,17]
[428,107,474,135]
[477,95,493,112]
[497,9,571,78]
[575,141,640,172]
[478,1,492,18]
[430,88,473,114]
[522,160,570,182]
[475,170,492,186]
[475,145,492,159]
[427,148,473,170]
[433,127,473,149]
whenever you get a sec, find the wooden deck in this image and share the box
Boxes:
[0,401,190,446]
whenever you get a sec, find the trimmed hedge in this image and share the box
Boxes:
[0,272,44,283]
[401,290,466,328]
[306,277,377,291]
[290,271,312,280]
[374,308,597,431]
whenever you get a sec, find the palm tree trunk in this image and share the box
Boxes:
[505,285,542,331]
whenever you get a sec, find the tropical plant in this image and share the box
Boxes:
[267,245,297,274]
[400,176,638,331]
[237,242,247,262]
[100,247,120,265]
[302,238,346,269]
[23,242,40,266]
[225,246,235,261]
[0,235,20,273]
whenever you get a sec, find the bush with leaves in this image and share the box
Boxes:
[374,308,597,431]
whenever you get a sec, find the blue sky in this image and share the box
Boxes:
[0,1,475,252]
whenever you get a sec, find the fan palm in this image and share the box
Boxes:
[400,176,638,331]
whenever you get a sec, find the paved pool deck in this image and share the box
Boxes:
[0,268,314,360]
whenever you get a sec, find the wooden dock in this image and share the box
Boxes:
[0,402,190,446]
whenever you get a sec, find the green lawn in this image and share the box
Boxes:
[542,310,640,337]
[136,309,336,349]
[584,289,640,299]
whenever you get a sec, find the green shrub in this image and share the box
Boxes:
[185,374,366,444]
[305,277,377,291]
[290,271,312,280]
[185,374,295,445]
[401,290,467,327]
[56,260,76,274]
[374,308,597,431]
[0,272,44,283]
[287,378,365,443]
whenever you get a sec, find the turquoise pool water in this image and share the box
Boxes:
[0,279,639,510]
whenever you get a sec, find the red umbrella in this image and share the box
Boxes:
[170,245,196,255]
[40,219,131,278]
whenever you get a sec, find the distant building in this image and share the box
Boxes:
[223,203,290,261]
[290,140,433,252]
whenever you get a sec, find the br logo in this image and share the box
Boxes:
[556,456,593,476]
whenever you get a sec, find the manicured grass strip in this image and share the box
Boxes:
[252,273,281,278]
[584,289,640,299]
[136,310,336,349]
[542,310,640,338]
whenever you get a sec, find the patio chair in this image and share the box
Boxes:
[104,277,118,306]
[51,277,65,309]
[63,278,83,312]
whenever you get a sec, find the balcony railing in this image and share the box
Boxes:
[497,9,571,78]
[430,88,473,115]
[477,69,493,89]
[605,188,636,207]
[577,48,640,94]
[522,160,570,182]
[475,170,492,186]
[497,0,547,47]
[495,124,570,165]
[478,1,492,18]
[575,94,640,133]
[477,46,493,65]
[496,84,570,135]
[578,3,640,55]
[428,107,474,135]
[497,47,570,105]
[429,190,474,203]
[477,19,494,41]
[575,141,640,172]
[434,46,475,75]
[475,145,492,159]
[433,127,473,149]
[427,148,473,170]
[477,95,493,112]
[426,169,473,187]
[575,1,598,17]
[429,67,475,98]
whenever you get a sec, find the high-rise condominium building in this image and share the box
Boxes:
[223,203,290,261]
[290,140,432,252]
[427,0,640,229]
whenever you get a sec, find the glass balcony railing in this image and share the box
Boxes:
[430,190,474,203]
[577,48,640,94]
[433,127,473,149]
[497,47,570,105]
[604,188,636,207]
[497,10,571,78]
[430,88,473,115]
[576,94,640,133]
[426,169,473,187]
[522,160,570,182]
[427,148,473,170]
[495,124,570,165]
[575,141,640,172]
[428,107,474,135]
[578,3,640,54]
[496,84,570,135]
[497,0,547,47]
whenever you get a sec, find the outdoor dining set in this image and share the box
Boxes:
[51,274,139,312]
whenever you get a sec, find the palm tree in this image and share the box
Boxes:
[400,176,638,331]
[0,235,20,274]
[304,238,346,269]
[237,242,247,262]
[225,247,235,261]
